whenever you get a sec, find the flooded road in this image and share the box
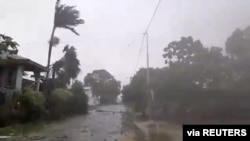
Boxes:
[13,104,126,141]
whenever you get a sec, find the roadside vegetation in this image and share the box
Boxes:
[121,108,146,141]
[0,1,120,134]
[122,26,250,124]
[0,80,88,133]
[84,69,121,104]
[0,0,89,135]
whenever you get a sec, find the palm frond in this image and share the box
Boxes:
[55,4,84,36]
[61,25,80,35]
[63,45,69,52]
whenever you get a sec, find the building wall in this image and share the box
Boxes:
[84,86,100,106]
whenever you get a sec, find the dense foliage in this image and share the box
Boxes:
[122,26,250,123]
[17,89,46,122]
[0,34,19,54]
[46,81,88,119]
[51,45,81,88]
[84,70,121,104]
[70,80,88,114]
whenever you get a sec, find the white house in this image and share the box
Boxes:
[84,86,100,106]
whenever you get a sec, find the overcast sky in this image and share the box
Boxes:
[1,0,250,85]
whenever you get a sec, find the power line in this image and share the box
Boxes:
[19,40,88,46]
[145,0,163,33]
[133,0,163,74]
[144,0,163,116]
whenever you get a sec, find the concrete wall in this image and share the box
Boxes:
[84,86,100,106]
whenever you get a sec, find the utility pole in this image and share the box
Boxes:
[146,32,150,88]
[145,31,152,117]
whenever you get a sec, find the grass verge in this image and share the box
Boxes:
[122,107,146,141]
[0,122,45,136]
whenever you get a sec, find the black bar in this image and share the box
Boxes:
[183,125,250,141]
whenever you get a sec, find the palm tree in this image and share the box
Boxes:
[46,1,84,80]
[52,59,63,80]
[63,45,80,85]
[51,45,80,87]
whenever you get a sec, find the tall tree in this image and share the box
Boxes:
[46,1,84,80]
[163,36,231,89]
[163,36,207,88]
[52,45,80,88]
[225,26,250,89]
[226,27,250,59]
[84,70,121,104]
[163,36,205,66]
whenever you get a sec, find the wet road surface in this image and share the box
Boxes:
[12,104,126,141]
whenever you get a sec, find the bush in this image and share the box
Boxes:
[52,88,73,101]
[46,88,73,119]
[17,88,46,122]
[0,81,89,127]
[70,80,88,114]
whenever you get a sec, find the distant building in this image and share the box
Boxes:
[116,94,122,104]
[83,86,100,106]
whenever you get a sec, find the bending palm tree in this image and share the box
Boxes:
[52,45,80,88]
[46,1,84,80]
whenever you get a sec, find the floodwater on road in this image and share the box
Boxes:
[11,104,126,141]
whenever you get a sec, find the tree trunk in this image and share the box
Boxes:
[46,25,56,80]
[52,70,56,80]
[45,0,60,81]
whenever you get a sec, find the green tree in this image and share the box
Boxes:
[52,45,80,88]
[225,26,250,89]
[226,26,250,59]
[163,36,207,88]
[123,36,231,116]
[163,36,231,89]
[70,80,88,114]
[194,46,232,89]
[163,36,205,66]
[122,68,149,112]
[84,70,120,104]
[0,34,19,54]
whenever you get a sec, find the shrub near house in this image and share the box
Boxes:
[17,88,46,122]
[46,88,73,119]
[46,82,88,120]
[0,82,88,126]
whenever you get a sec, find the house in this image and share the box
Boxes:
[83,86,100,106]
[0,53,47,93]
